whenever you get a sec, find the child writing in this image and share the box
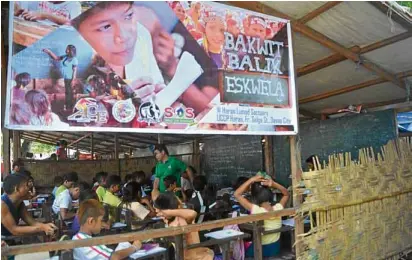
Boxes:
[154,192,214,260]
[234,174,289,258]
[73,199,142,260]
[121,182,156,230]
[94,172,108,202]
[102,175,123,221]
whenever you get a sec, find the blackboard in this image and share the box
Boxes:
[201,136,263,187]
[272,110,397,187]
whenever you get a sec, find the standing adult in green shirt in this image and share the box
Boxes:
[55,172,78,198]
[151,144,193,200]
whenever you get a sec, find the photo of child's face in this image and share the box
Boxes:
[78,3,137,67]
[249,23,266,40]
[174,4,186,22]
[205,19,225,51]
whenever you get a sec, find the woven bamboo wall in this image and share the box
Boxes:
[24,154,193,187]
[297,137,412,260]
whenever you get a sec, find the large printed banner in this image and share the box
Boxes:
[5,1,298,135]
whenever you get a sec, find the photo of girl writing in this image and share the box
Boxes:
[43,44,78,111]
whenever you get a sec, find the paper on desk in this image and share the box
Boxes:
[37,194,50,198]
[112,222,127,228]
[116,242,166,259]
[204,229,244,239]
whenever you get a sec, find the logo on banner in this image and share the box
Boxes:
[68,98,108,123]
[163,107,195,124]
[138,101,161,124]
[112,99,136,123]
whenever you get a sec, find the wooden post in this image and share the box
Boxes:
[91,134,94,160]
[157,134,163,144]
[290,135,303,256]
[174,234,184,260]
[1,2,11,177]
[252,220,263,260]
[192,139,200,173]
[264,136,274,178]
[12,131,21,161]
[114,134,120,176]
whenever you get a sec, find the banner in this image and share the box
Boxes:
[5,1,298,135]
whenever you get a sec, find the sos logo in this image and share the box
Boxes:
[164,107,195,119]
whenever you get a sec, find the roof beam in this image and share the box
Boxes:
[292,22,406,89]
[231,2,406,89]
[297,31,412,77]
[322,98,411,116]
[299,109,321,119]
[298,2,342,24]
[300,69,412,104]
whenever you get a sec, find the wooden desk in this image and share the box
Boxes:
[13,18,57,47]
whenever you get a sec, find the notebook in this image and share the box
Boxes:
[204,229,244,239]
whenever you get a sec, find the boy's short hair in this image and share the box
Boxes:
[12,161,23,169]
[54,176,64,186]
[95,172,108,183]
[106,175,121,188]
[132,171,146,180]
[124,174,134,183]
[3,174,29,195]
[64,172,79,182]
[79,189,98,203]
[71,1,134,29]
[78,181,91,191]
[154,144,169,156]
[163,175,177,189]
[154,192,179,210]
[193,175,207,191]
[78,199,104,226]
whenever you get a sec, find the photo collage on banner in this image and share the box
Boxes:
[6,1,298,135]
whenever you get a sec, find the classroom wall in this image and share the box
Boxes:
[273,109,398,187]
[24,145,193,188]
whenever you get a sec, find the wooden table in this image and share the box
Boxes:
[13,18,57,47]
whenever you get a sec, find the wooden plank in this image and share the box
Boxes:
[296,46,360,77]
[253,221,263,260]
[231,2,406,90]
[297,31,412,77]
[290,136,303,256]
[292,22,405,89]
[264,136,274,178]
[174,234,184,260]
[1,21,11,176]
[4,208,296,256]
[298,2,342,23]
[12,130,21,161]
[300,69,412,104]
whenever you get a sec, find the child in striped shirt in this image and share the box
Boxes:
[72,199,141,260]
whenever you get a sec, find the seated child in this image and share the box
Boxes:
[52,182,81,221]
[234,175,289,258]
[122,182,156,230]
[132,171,149,198]
[94,172,108,202]
[154,192,214,260]
[71,189,98,235]
[73,199,142,260]
[52,176,64,199]
[188,175,211,223]
[102,175,122,221]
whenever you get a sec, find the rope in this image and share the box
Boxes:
[387,2,396,33]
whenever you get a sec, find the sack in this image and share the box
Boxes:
[223,212,244,260]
